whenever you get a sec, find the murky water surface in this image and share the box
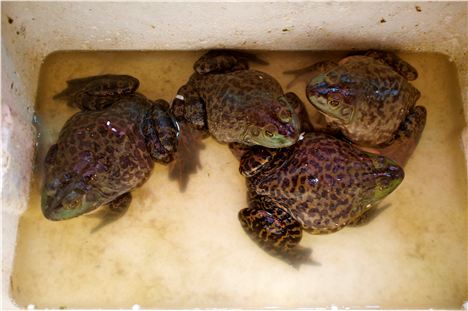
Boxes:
[11,51,467,308]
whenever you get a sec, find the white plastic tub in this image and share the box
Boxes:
[2,2,467,309]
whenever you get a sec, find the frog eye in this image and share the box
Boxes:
[264,124,278,137]
[327,93,343,109]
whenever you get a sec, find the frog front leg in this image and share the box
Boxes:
[362,50,418,81]
[239,193,312,267]
[54,74,140,110]
[143,99,179,164]
[284,92,313,132]
[90,192,132,233]
[172,82,208,131]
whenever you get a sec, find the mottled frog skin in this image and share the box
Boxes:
[42,75,179,221]
[288,50,426,149]
[238,132,404,264]
[172,51,302,148]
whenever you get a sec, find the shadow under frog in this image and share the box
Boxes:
[42,74,179,232]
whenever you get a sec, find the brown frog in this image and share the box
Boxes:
[237,132,404,265]
[42,75,179,221]
[172,51,304,148]
[286,50,426,165]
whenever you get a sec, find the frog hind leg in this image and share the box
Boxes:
[193,50,266,74]
[238,195,313,267]
[283,60,338,89]
[239,147,278,178]
[363,50,418,81]
[90,192,132,233]
[172,82,208,131]
[376,105,427,167]
[284,92,313,132]
[143,99,179,164]
[169,84,208,191]
[53,74,140,111]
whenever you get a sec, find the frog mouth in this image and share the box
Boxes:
[42,187,99,221]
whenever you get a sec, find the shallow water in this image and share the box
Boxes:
[11,51,467,308]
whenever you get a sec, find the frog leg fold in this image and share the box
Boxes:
[283,60,338,89]
[53,74,140,111]
[376,105,427,167]
[194,50,267,74]
[172,83,208,131]
[284,92,313,132]
[363,50,418,81]
[239,195,312,267]
[143,99,179,164]
[239,147,278,178]
[90,192,132,233]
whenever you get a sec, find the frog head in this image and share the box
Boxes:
[242,95,301,148]
[41,146,108,221]
[41,173,103,221]
[364,152,405,203]
[306,67,359,125]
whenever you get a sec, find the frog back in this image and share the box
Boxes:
[51,100,154,204]
[250,133,387,233]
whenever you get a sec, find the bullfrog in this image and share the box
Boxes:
[42,74,179,221]
[286,50,427,149]
[172,50,303,148]
[237,132,404,265]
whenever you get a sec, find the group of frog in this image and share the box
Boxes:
[41,50,426,265]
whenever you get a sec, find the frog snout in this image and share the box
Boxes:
[372,159,404,202]
[386,163,404,181]
[41,186,91,221]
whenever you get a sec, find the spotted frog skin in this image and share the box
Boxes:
[287,50,427,150]
[42,75,179,221]
[172,51,302,148]
[238,132,404,264]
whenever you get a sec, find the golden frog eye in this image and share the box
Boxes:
[264,124,277,137]
[327,93,343,109]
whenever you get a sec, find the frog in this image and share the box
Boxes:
[237,132,404,265]
[42,74,179,221]
[285,50,427,152]
[172,50,303,148]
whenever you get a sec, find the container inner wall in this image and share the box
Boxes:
[10,51,467,309]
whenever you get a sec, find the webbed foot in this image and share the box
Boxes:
[90,192,132,233]
[239,202,314,267]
